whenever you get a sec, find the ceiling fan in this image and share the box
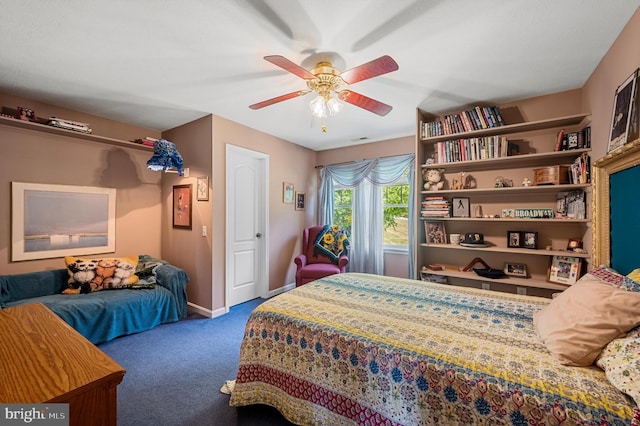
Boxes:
[249,54,399,131]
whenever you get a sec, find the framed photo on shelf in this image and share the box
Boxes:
[283,182,294,204]
[295,192,305,211]
[451,197,470,218]
[17,106,37,122]
[567,238,583,251]
[608,69,638,153]
[424,221,447,245]
[523,231,538,249]
[548,255,582,285]
[504,262,527,278]
[507,231,523,248]
[172,184,192,229]
[196,176,209,201]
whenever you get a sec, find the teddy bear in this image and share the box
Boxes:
[422,168,444,191]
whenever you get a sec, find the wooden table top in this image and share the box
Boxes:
[0,303,125,403]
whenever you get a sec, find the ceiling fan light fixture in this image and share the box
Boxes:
[327,97,343,116]
[309,95,328,118]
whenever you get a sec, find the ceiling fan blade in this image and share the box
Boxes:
[339,55,399,85]
[249,90,310,110]
[339,90,393,116]
[264,55,316,80]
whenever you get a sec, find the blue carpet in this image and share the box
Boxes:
[99,298,295,426]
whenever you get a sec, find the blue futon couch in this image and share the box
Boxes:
[0,256,189,344]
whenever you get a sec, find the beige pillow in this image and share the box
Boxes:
[533,275,640,366]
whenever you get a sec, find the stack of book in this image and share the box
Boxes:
[421,196,451,218]
[421,106,506,138]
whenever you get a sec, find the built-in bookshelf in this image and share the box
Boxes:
[415,107,592,296]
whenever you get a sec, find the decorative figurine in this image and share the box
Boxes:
[522,177,532,187]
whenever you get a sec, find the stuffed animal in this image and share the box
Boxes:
[422,168,444,191]
[452,172,466,190]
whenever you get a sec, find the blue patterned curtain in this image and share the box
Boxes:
[318,154,415,277]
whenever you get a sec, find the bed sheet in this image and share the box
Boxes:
[230,273,636,425]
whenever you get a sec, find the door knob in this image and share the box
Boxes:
[256,233,262,238]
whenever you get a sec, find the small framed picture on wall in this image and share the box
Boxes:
[172,184,192,229]
[283,182,294,204]
[295,192,305,211]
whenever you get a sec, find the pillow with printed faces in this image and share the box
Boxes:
[64,256,139,294]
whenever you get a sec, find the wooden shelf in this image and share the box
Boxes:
[421,183,590,196]
[419,148,591,172]
[420,243,590,258]
[420,113,590,143]
[0,115,153,151]
[422,217,590,224]
[420,268,570,291]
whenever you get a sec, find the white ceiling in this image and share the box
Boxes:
[0,1,638,151]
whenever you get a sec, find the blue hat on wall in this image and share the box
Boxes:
[146,139,184,176]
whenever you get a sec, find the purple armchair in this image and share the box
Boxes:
[294,226,349,287]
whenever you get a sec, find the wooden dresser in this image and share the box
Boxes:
[0,303,125,426]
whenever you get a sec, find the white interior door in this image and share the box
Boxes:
[226,145,268,307]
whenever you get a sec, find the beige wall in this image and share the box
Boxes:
[158,114,318,313]
[161,116,214,312]
[583,6,640,162]
[0,92,163,275]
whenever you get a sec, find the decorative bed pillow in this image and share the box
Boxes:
[64,256,140,294]
[627,268,640,285]
[596,325,640,406]
[533,268,640,366]
[313,225,350,264]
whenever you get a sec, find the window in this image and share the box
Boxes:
[333,186,352,236]
[332,176,409,248]
[382,176,409,248]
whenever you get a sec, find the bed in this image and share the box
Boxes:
[230,139,640,425]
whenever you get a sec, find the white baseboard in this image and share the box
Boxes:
[266,282,296,298]
[186,283,295,319]
[187,302,229,319]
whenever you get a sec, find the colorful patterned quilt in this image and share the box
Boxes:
[230,273,637,425]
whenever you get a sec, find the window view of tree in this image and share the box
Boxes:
[383,183,409,246]
[333,187,352,235]
[332,179,409,247]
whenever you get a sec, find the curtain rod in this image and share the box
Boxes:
[315,153,413,169]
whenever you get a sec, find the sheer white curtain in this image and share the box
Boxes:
[318,154,415,276]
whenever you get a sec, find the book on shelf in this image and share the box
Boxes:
[433,136,509,163]
[568,152,590,184]
[421,105,506,138]
[554,127,591,151]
